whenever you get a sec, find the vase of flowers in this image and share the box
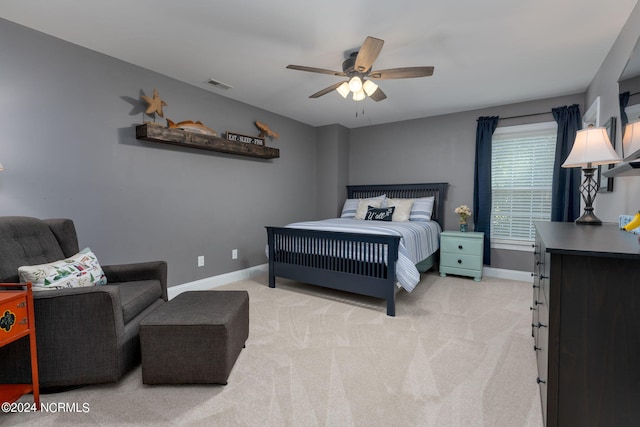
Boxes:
[455,205,472,232]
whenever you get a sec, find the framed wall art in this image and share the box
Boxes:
[597,116,617,192]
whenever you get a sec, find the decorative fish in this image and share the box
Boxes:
[166,119,217,136]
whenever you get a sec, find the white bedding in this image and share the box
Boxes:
[279,218,441,292]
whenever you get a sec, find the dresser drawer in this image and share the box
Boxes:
[0,294,29,346]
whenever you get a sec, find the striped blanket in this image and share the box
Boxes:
[282,218,441,292]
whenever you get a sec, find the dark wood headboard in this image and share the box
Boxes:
[347,182,449,229]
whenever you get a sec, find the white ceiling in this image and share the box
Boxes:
[1,1,638,128]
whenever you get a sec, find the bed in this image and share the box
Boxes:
[265,182,448,316]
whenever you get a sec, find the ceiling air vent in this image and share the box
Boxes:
[207,78,232,90]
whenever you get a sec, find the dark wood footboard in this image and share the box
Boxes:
[266,226,401,316]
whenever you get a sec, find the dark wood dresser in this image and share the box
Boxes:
[532,222,640,427]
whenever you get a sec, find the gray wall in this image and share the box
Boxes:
[586,1,640,220]
[3,4,638,283]
[316,124,350,219]
[349,94,584,272]
[0,18,318,287]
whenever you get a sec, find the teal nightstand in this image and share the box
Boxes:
[439,231,484,281]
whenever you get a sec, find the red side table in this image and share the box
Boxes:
[0,282,40,410]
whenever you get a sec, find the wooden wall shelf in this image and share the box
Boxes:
[135,124,279,159]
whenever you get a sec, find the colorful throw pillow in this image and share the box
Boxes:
[18,247,107,291]
[341,195,386,218]
[364,206,395,221]
[385,198,414,222]
[409,196,435,221]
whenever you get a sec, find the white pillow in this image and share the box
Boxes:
[341,195,386,218]
[385,198,414,222]
[355,198,384,219]
[19,247,107,291]
[409,196,435,221]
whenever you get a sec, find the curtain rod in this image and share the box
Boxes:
[498,111,552,121]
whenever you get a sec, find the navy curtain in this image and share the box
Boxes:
[473,116,499,265]
[551,104,581,222]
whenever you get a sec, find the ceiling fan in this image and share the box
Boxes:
[286,36,434,102]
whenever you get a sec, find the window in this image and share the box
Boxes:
[491,122,557,249]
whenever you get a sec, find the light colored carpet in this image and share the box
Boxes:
[4,272,543,426]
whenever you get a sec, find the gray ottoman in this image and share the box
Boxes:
[139,290,249,385]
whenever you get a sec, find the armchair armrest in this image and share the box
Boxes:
[102,261,168,301]
[0,286,127,387]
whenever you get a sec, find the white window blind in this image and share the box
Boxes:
[491,122,557,243]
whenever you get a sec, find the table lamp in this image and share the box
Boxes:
[561,125,621,225]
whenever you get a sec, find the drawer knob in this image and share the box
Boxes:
[532,283,540,289]
[457,259,462,264]
[536,377,546,384]
[458,245,463,250]
[534,300,543,306]
[530,306,537,311]
[539,274,548,280]
[533,345,542,351]
[532,322,547,329]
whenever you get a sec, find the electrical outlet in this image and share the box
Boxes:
[197,256,204,267]
[232,249,238,260]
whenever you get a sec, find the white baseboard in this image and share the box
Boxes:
[168,264,531,300]
[482,266,532,282]
[167,263,268,300]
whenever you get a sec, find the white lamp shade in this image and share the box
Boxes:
[336,82,350,98]
[348,76,363,93]
[352,90,366,101]
[622,120,640,160]
[363,79,378,96]
[562,126,621,168]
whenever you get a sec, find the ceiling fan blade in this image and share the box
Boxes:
[286,64,346,77]
[354,36,384,73]
[309,81,347,98]
[369,87,387,102]
[368,66,434,79]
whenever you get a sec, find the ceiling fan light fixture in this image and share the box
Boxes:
[348,76,363,93]
[286,36,434,103]
[336,82,350,98]
[363,79,378,96]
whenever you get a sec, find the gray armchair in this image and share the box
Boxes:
[0,216,167,389]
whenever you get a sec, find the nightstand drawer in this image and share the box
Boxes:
[441,236,483,255]
[440,252,482,270]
